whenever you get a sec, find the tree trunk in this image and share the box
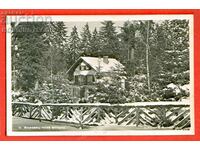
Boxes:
[146,21,151,93]
[50,45,54,103]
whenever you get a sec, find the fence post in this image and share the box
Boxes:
[136,107,140,127]
[96,107,101,124]
[39,105,42,122]
[29,105,32,119]
[79,107,84,129]
[114,107,118,124]
[65,107,69,120]
[51,106,53,121]
[161,107,167,127]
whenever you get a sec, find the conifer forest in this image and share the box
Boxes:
[11,19,190,104]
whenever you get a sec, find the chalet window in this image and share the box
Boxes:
[79,64,90,71]
[77,76,86,85]
[80,87,86,98]
[80,66,86,71]
[74,75,95,85]
[87,75,94,84]
[74,75,86,85]
[86,66,90,70]
[83,76,87,85]
[75,76,79,84]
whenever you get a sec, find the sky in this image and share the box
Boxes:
[63,20,166,35]
[64,21,125,35]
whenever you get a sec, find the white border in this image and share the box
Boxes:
[6,15,194,136]
[189,15,195,135]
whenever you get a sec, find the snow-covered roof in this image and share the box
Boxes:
[82,57,124,72]
[67,56,125,75]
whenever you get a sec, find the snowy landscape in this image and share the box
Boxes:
[10,18,191,132]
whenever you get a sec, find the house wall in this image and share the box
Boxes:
[70,61,126,100]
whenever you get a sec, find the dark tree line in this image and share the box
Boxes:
[11,19,190,102]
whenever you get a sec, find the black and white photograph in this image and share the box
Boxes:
[6,15,194,136]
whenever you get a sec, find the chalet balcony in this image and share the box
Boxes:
[71,75,96,86]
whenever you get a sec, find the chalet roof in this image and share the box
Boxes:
[67,56,125,75]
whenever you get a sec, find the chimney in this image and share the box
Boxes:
[103,56,109,64]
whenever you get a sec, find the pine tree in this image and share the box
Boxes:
[42,22,68,75]
[90,28,101,56]
[12,22,49,91]
[99,21,120,58]
[80,23,92,56]
[120,20,165,101]
[158,20,190,86]
[68,26,81,66]
[38,22,69,103]
[119,21,139,76]
[53,22,68,73]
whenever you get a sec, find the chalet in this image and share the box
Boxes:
[67,56,126,100]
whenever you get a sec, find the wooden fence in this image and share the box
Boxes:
[12,101,191,129]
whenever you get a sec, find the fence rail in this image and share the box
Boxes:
[12,101,191,129]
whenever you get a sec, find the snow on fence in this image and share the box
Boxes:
[12,101,191,129]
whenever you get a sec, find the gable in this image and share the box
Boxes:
[74,61,96,76]
[67,57,125,79]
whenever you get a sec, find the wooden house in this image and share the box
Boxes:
[67,56,125,100]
